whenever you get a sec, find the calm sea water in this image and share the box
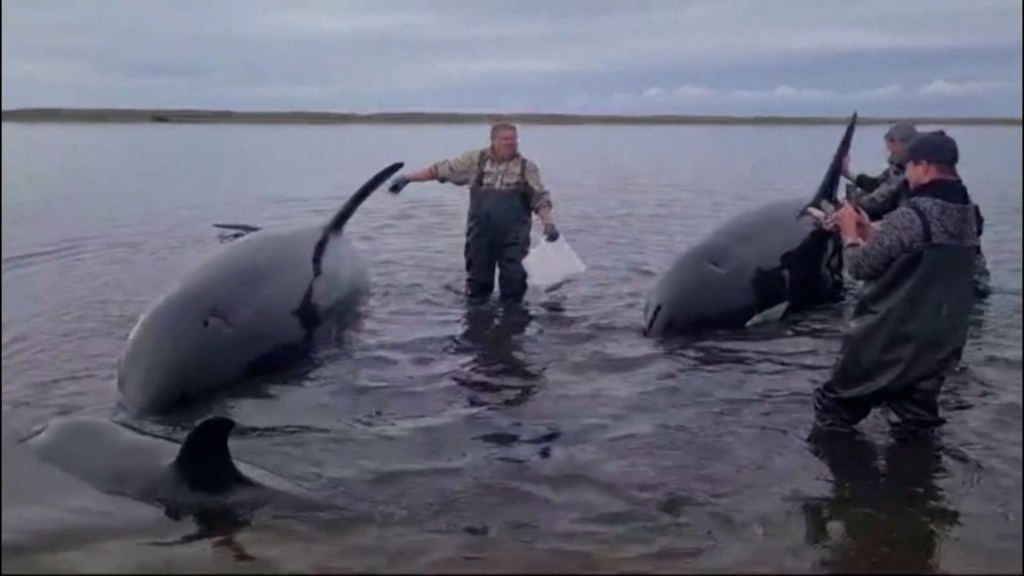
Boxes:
[2,122,1021,573]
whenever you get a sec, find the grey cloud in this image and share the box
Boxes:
[604,80,1021,108]
[2,0,1021,115]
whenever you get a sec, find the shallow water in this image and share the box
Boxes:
[2,122,1021,573]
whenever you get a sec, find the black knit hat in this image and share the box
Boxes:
[904,130,959,166]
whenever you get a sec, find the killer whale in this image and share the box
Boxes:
[2,416,177,557]
[23,415,325,524]
[116,162,403,415]
[643,112,858,337]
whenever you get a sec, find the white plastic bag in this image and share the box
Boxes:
[522,234,586,288]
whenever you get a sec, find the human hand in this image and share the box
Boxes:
[829,202,873,242]
[837,202,860,229]
[387,175,410,194]
[543,222,560,242]
[853,206,874,241]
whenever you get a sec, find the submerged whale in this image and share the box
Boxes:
[23,415,325,525]
[2,416,177,557]
[116,162,403,415]
[643,112,858,337]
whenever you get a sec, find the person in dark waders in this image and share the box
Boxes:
[814,130,980,440]
[386,122,560,305]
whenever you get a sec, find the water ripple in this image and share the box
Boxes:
[2,123,1020,573]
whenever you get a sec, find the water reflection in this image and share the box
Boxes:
[964,297,990,351]
[803,430,961,574]
[450,303,540,408]
[148,507,255,562]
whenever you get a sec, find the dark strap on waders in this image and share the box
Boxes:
[907,203,933,244]
[472,150,487,188]
[519,157,533,212]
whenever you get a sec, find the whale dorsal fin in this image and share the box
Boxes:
[801,111,858,216]
[172,416,252,494]
[293,161,405,333]
[309,161,405,278]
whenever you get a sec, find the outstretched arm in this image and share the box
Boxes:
[849,172,886,194]
[389,150,478,193]
[841,155,887,194]
[402,167,437,183]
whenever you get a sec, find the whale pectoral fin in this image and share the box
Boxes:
[745,301,790,328]
[213,223,262,243]
[749,265,792,328]
[643,303,664,337]
[173,416,251,494]
[213,223,261,233]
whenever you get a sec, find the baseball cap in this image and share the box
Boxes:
[904,130,959,166]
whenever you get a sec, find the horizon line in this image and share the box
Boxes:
[2,107,1021,127]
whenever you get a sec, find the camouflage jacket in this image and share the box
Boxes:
[428,148,553,213]
[848,162,908,221]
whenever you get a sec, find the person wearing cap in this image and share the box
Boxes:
[813,130,981,439]
[844,124,991,298]
[386,122,560,306]
[841,121,918,220]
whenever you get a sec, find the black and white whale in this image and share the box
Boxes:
[642,112,858,337]
[22,415,326,526]
[2,415,178,557]
[116,162,403,415]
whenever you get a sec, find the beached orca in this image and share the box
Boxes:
[643,112,858,337]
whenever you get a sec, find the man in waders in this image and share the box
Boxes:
[843,121,992,298]
[815,130,980,439]
[387,122,560,305]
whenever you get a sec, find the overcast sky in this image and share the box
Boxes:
[2,0,1021,116]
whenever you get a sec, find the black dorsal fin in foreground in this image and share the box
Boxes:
[801,111,858,216]
[173,416,252,494]
[310,161,404,277]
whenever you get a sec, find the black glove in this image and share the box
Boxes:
[543,223,560,242]
[388,175,410,194]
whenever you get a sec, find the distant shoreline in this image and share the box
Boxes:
[2,108,1021,127]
